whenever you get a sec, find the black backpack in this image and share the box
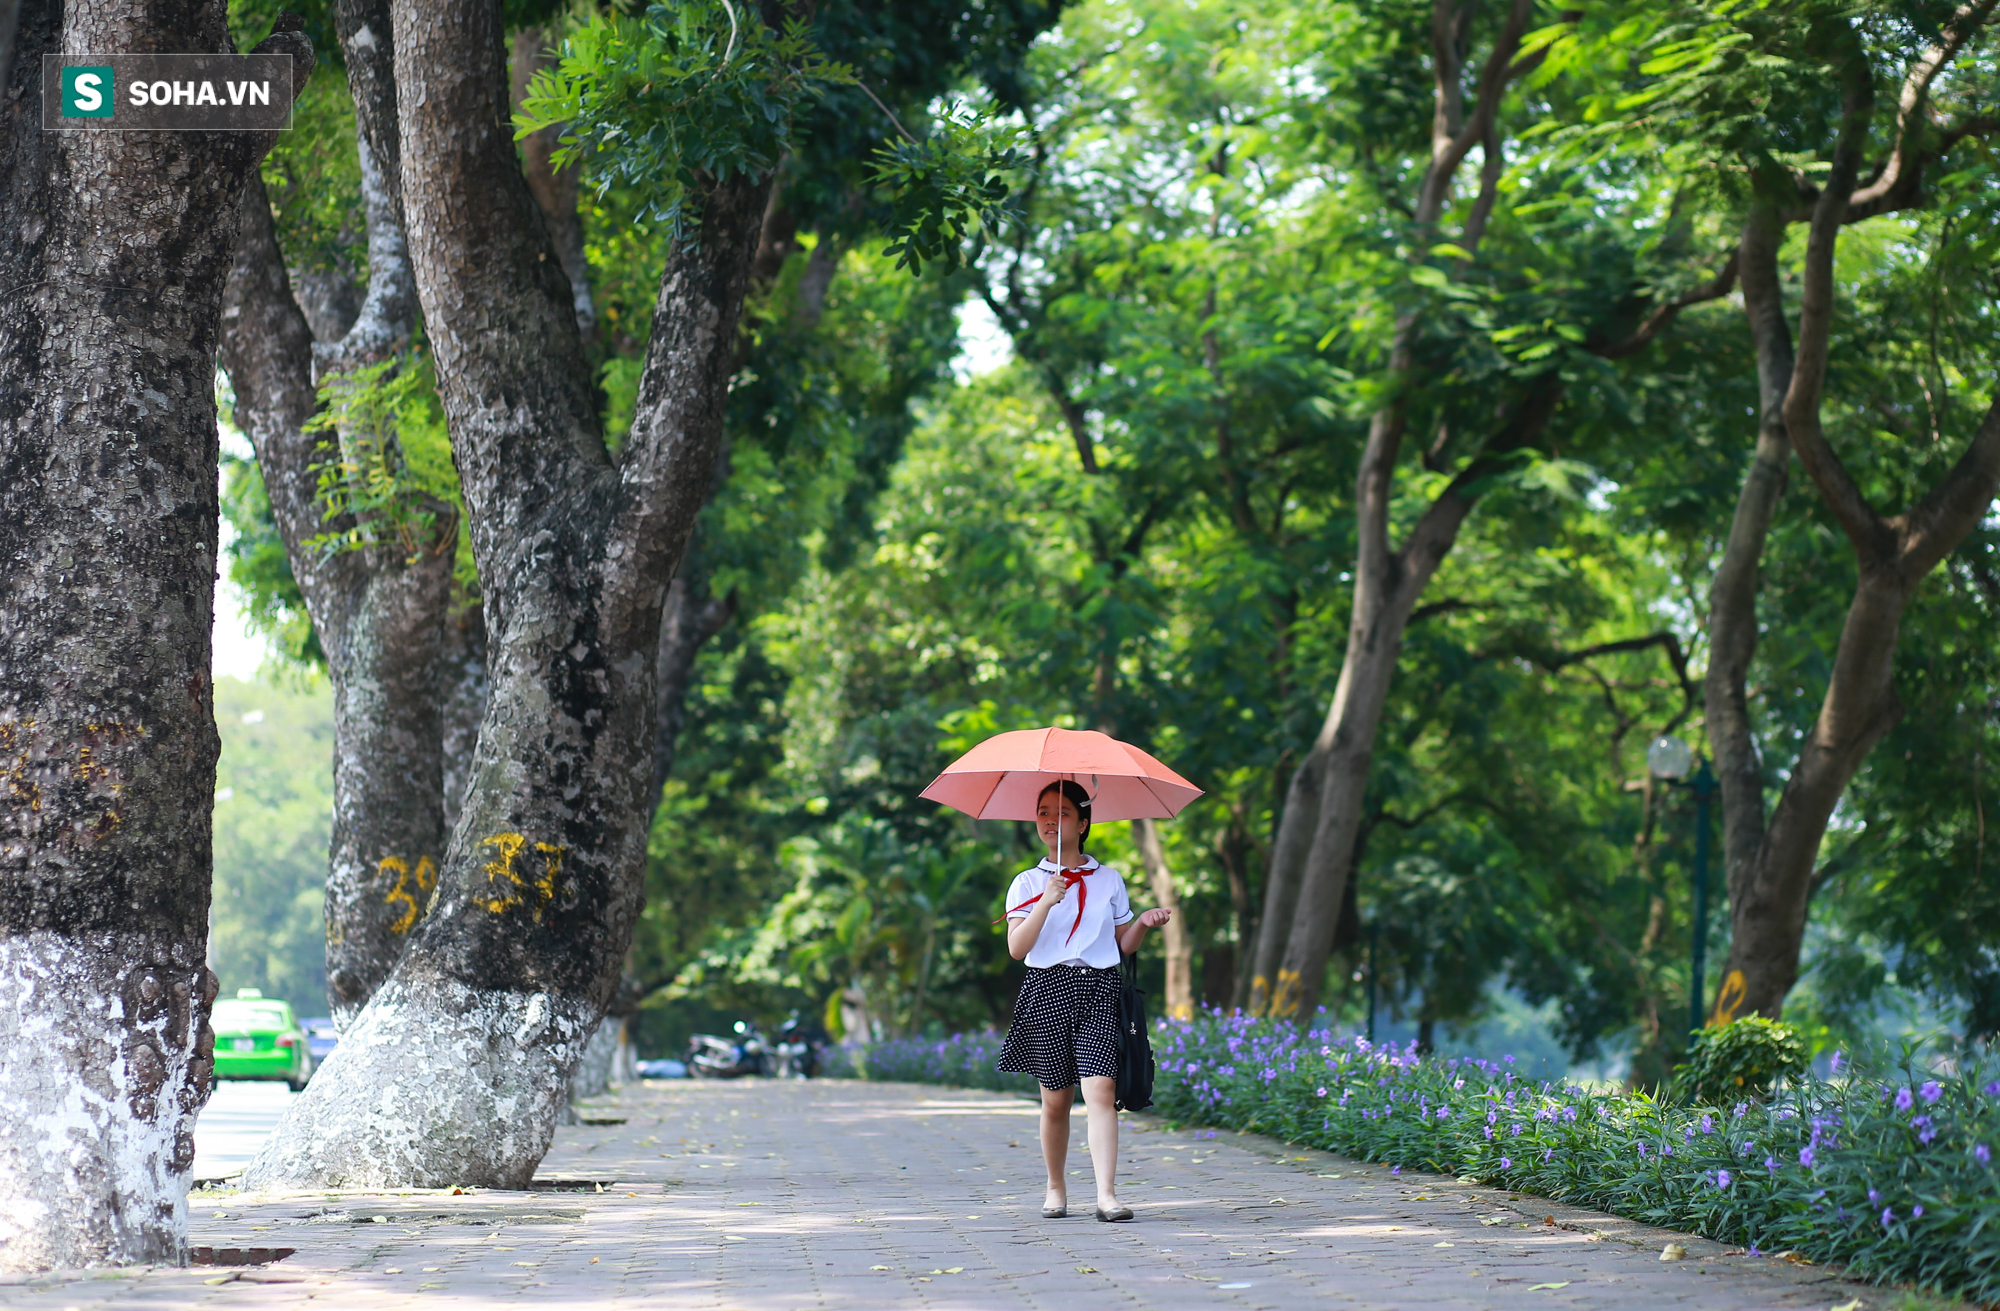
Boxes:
[1114,954,1155,1112]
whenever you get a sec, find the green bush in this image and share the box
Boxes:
[1671,1017,1810,1105]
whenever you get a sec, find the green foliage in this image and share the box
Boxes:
[304,350,464,568]
[869,108,1030,274]
[257,60,363,297]
[516,1,852,241]
[210,676,335,1017]
[1673,1018,1811,1105]
[221,454,322,669]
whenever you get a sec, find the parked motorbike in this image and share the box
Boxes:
[687,1020,768,1078]
[770,1011,825,1079]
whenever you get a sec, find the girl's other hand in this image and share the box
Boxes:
[1137,907,1172,928]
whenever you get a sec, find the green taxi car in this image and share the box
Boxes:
[210,990,313,1090]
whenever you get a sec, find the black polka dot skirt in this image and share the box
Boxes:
[999,964,1122,1090]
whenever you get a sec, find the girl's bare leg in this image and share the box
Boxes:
[1039,1084,1072,1209]
[1080,1075,1119,1208]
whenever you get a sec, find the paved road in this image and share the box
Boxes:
[190,1082,295,1184]
[1,1079,1919,1309]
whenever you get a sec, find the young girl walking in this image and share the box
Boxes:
[998,780,1172,1222]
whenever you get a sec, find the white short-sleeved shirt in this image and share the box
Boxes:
[1004,855,1134,969]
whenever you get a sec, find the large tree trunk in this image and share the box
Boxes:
[1711,58,2000,1017]
[219,0,452,1026]
[1134,818,1193,1019]
[1255,0,1547,1021]
[242,0,769,1189]
[1269,460,1483,1018]
[438,602,488,837]
[1705,205,1793,929]
[1245,748,1319,1012]
[0,2,308,1270]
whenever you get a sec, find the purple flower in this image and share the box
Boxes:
[1316,1087,1327,1097]
[1913,1203,1925,1219]
[1829,1051,1844,1075]
[1895,1087,1915,1112]
[1512,1123,1523,1137]
[1715,1169,1732,1189]
[1699,1114,1714,1134]
[1798,1146,1816,1168]
[1914,1115,1937,1146]
[1391,1166,1401,1176]
[1868,1188,1881,1204]
[1920,1080,1942,1104]
[1499,1156,1512,1170]
[1985,1080,2000,1097]
[1734,1102,1749,1119]
[1437,1107,1451,1120]
[1637,1142,1648,1157]
[1765,1156,1779,1174]
[1544,1148,1554,1163]
[1977,1144,1992,1165]
[1881,1207,1894,1228]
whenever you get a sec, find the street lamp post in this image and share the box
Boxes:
[1648,736,1718,1036]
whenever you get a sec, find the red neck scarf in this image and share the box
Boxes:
[998,865,1093,942]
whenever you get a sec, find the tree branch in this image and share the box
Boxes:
[1589,251,1739,360]
[1044,368,1101,474]
[1416,0,1539,228]
[1782,39,1896,562]
[1847,0,1999,215]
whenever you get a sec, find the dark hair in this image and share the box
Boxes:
[1036,780,1093,852]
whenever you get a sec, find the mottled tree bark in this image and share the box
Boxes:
[438,603,487,838]
[1711,39,2000,1018]
[243,0,769,1189]
[0,1,308,1270]
[219,0,452,1027]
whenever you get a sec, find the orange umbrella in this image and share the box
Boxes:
[919,727,1202,823]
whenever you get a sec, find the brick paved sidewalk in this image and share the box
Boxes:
[0,1079,1938,1309]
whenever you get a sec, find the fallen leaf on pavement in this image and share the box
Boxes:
[1076,1266,1098,1274]
[870,1265,889,1271]
[1527,1282,1571,1291]
[1434,1242,1454,1248]
[1660,1243,1687,1262]
[1828,1300,1863,1311]
[945,1267,964,1274]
